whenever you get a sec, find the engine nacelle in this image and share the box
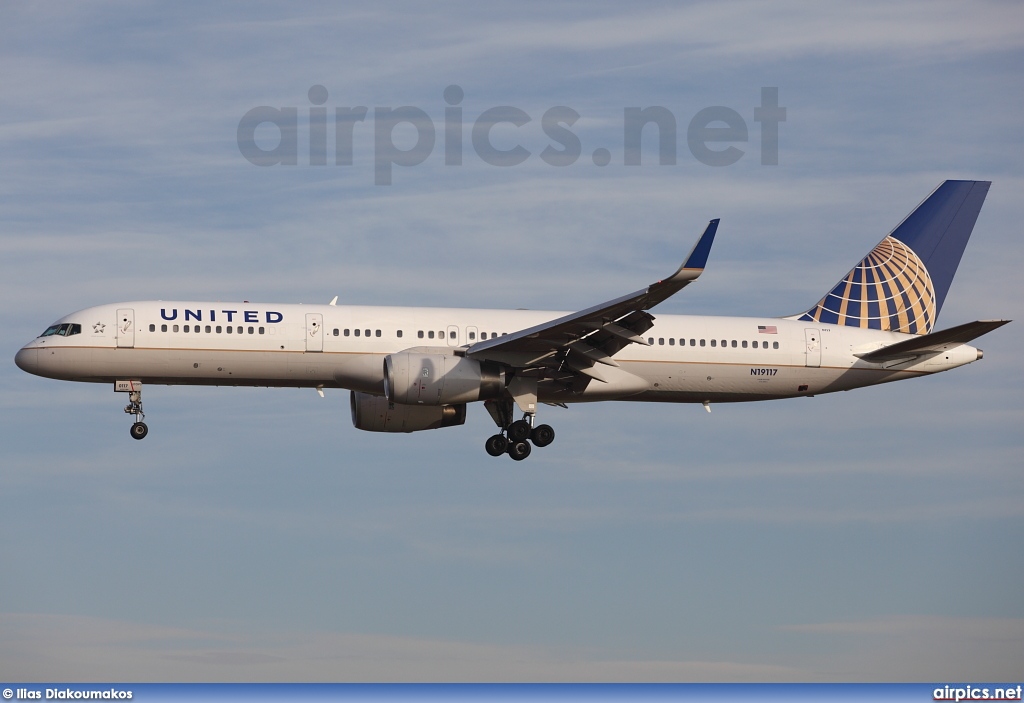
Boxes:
[350,391,466,433]
[384,352,504,406]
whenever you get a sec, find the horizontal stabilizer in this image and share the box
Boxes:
[857,319,1010,362]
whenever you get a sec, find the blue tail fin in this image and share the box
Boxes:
[793,180,990,334]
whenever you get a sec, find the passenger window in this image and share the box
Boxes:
[333,329,339,336]
[206,325,212,333]
[710,339,716,347]
[173,325,179,333]
[449,331,455,339]
[161,324,168,332]
[397,330,403,338]
[428,331,434,339]
[184,325,190,333]
[690,339,695,346]
[773,341,779,349]
[237,326,243,334]
[648,338,654,345]
[742,340,747,348]
[149,324,155,332]
[668,338,674,346]
[376,330,381,337]
[418,331,424,339]
[354,329,360,337]
[248,326,254,334]
[259,327,265,335]
[226,326,232,334]
[438,330,444,339]
[344,329,350,336]
[469,332,476,340]
[700,339,705,347]
[731,340,737,348]
[658,338,664,345]
[366,329,371,337]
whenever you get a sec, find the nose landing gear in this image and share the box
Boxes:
[117,381,148,440]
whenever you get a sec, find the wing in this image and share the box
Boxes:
[465,219,718,392]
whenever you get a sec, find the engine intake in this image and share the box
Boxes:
[384,352,504,406]
[350,392,466,433]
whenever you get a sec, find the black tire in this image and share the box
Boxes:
[507,420,532,442]
[485,434,508,457]
[507,440,532,461]
[130,422,149,440]
[530,424,555,447]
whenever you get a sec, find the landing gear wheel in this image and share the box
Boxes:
[130,422,149,440]
[507,440,532,461]
[530,424,555,447]
[508,420,532,442]
[485,434,508,457]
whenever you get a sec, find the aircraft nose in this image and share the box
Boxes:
[14,347,38,373]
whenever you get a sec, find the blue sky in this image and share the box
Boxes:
[1,1,1022,681]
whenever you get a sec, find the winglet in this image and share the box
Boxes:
[657,218,718,288]
[640,218,720,309]
[682,219,719,271]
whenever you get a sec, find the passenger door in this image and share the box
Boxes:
[116,308,135,348]
[306,313,323,352]
[804,328,821,367]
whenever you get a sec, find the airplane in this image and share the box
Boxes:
[14,180,1009,460]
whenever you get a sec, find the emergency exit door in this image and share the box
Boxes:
[306,313,323,352]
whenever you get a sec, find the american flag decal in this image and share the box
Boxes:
[758,325,778,334]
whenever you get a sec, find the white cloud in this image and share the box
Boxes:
[5,612,1021,681]
[784,616,1024,680]
[0,613,806,681]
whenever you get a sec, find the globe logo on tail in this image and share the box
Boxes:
[799,236,937,335]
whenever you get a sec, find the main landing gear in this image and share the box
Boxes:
[483,398,555,461]
[123,388,148,440]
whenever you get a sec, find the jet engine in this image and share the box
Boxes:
[350,391,466,433]
[383,352,504,406]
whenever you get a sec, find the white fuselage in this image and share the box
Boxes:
[14,301,982,404]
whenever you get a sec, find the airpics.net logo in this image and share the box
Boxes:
[237,85,786,185]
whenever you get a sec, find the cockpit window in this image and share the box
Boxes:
[39,323,81,338]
